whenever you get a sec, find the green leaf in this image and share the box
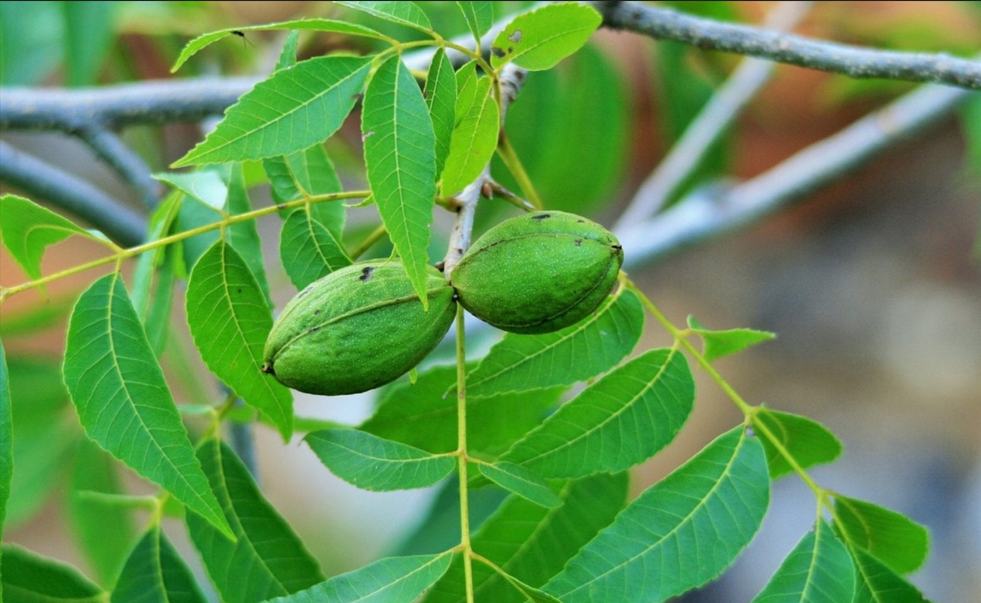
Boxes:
[0,340,10,584]
[422,473,628,603]
[467,289,644,398]
[305,429,455,491]
[175,190,222,270]
[111,526,207,603]
[264,552,453,603]
[0,2,62,86]
[687,316,775,362]
[544,427,770,603]
[132,193,182,357]
[497,43,629,215]
[63,273,232,538]
[425,48,457,177]
[490,3,601,71]
[454,61,479,127]
[186,240,294,440]
[265,150,345,228]
[1,545,106,603]
[155,169,228,211]
[503,348,694,478]
[225,164,273,304]
[4,356,76,527]
[477,462,561,508]
[362,364,563,457]
[280,209,353,289]
[755,409,843,480]
[456,2,492,45]
[69,439,137,587]
[750,520,855,603]
[186,438,324,603]
[362,56,437,307]
[275,30,300,71]
[851,548,930,603]
[62,1,116,86]
[482,570,563,603]
[172,19,383,71]
[440,76,499,195]
[334,1,432,33]
[833,496,930,575]
[174,56,372,166]
[0,194,105,281]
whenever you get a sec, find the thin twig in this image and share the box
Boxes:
[76,127,162,209]
[0,141,147,247]
[616,80,972,267]
[614,0,813,230]
[593,1,981,90]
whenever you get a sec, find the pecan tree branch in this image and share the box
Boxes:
[592,1,981,90]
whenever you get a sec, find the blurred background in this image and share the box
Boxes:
[1,1,979,601]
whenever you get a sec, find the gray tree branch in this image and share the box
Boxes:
[593,0,981,90]
[0,141,147,247]
[76,127,163,209]
[616,81,973,267]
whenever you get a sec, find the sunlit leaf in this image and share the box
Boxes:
[111,526,208,603]
[0,194,107,281]
[834,496,930,575]
[750,520,855,603]
[544,427,770,603]
[467,289,644,398]
[477,462,561,508]
[490,3,601,71]
[441,76,499,195]
[687,316,775,362]
[456,2,493,45]
[335,1,432,32]
[361,364,563,457]
[264,552,453,603]
[305,429,455,491]
[422,473,628,603]
[0,340,11,583]
[63,273,232,538]
[851,548,930,603]
[425,48,457,177]
[362,56,437,306]
[172,19,383,71]
[755,409,843,480]
[155,169,228,211]
[69,439,137,587]
[1,544,106,603]
[504,348,694,477]
[186,240,293,439]
[280,210,352,289]
[454,61,479,126]
[187,438,324,603]
[174,56,372,166]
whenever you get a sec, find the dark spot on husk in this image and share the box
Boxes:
[491,47,505,58]
[359,266,375,282]
[532,214,551,220]
[611,244,622,251]
[575,239,582,247]
[298,286,313,298]
[314,309,320,316]
[577,219,585,223]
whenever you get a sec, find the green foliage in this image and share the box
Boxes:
[0,194,107,281]
[63,273,232,538]
[503,348,694,477]
[362,56,438,306]
[187,438,324,603]
[305,429,455,491]
[490,3,602,71]
[1,545,106,603]
[834,496,930,575]
[544,428,770,603]
[751,520,855,603]
[111,526,208,603]
[756,409,843,479]
[186,240,294,439]
[174,56,372,166]
[2,4,937,602]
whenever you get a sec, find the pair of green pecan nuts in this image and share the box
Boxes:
[262,211,624,396]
